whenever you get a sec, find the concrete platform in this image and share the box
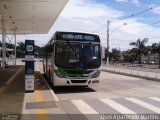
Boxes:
[0,65,24,114]
[0,65,68,120]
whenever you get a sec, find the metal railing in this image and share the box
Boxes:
[102,63,160,80]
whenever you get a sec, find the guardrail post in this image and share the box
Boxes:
[131,64,132,74]
[146,65,148,77]
[155,67,158,79]
[138,65,139,76]
[125,63,127,73]
[105,62,107,70]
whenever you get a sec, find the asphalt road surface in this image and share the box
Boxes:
[35,60,160,119]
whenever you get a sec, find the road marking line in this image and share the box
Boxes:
[126,98,160,114]
[35,64,64,113]
[35,65,49,120]
[42,77,59,102]
[36,109,48,120]
[36,65,40,72]
[149,97,160,103]
[0,66,23,94]
[6,66,23,85]
[35,88,48,120]
[35,89,44,102]
[100,99,136,114]
[71,100,98,114]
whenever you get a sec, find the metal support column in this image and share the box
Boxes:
[0,15,1,67]
[14,30,16,65]
[5,29,17,66]
[2,17,6,68]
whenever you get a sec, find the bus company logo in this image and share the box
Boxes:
[26,45,33,52]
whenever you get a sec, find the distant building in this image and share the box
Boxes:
[141,54,159,64]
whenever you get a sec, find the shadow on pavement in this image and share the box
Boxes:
[0,65,25,114]
[34,71,50,91]
[52,86,96,94]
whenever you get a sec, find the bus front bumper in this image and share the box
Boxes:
[53,76,99,86]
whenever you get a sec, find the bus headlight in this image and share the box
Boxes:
[91,70,100,78]
[54,70,66,78]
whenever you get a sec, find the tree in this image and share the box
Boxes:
[0,42,14,48]
[102,47,111,62]
[122,50,131,62]
[110,48,120,63]
[130,38,149,64]
[35,45,44,57]
[152,42,160,68]
[16,41,44,58]
[17,41,25,58]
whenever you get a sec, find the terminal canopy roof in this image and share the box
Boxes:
[0,0,68,34]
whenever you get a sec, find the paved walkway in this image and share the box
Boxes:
[0,65,69,120]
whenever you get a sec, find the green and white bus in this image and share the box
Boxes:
[43,31,101,86]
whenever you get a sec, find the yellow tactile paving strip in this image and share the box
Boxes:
[35,83,48,120]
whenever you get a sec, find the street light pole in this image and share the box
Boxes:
[106,21,127,66]
[106,20,110,66]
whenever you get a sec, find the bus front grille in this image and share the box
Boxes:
[71,80,87,83]
[68,75,90,78]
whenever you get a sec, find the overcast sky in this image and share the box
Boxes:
[13,0,160,51]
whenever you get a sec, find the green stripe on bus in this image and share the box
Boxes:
[58,67,84,77]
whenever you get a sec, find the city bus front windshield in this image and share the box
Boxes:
[55,41,101,69]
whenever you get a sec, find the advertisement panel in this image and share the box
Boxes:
[25,75,34,91]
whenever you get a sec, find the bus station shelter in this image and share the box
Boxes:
[0,0,68,68]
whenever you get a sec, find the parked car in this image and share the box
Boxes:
[149,61,155,64]
[134,61,138,63]
[141,60,146,64]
